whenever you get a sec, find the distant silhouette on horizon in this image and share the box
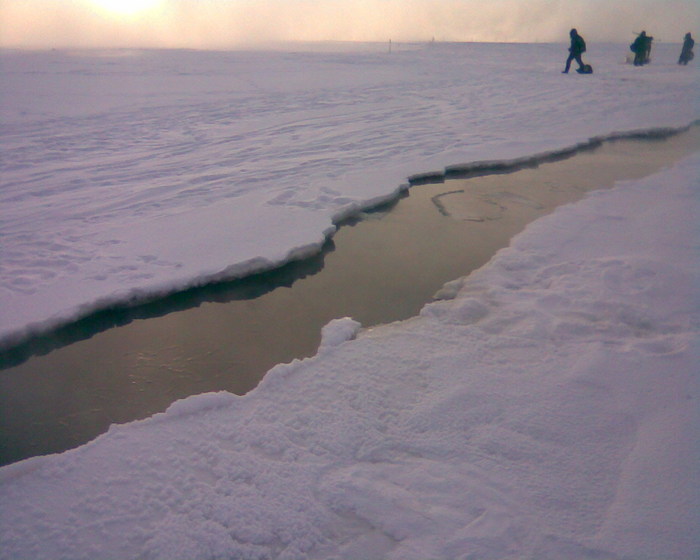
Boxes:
[678,32,694,65]
[562,28,587,74]
[631,31,653,65]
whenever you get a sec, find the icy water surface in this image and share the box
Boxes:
[1,128,698,465]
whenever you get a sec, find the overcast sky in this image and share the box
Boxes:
[1,0,698,49]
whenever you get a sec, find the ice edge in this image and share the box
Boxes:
[409,123,698,183]
[1,122,697,354]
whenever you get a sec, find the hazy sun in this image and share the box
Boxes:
[91,0,164,17]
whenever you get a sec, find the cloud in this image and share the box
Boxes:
[1,0,698,49]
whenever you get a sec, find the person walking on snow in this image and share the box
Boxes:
[563,28,586,73]
[678,32,694,64]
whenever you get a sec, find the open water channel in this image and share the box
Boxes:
[1,126,698,465]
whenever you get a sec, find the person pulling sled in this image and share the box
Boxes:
[563,29,592,74]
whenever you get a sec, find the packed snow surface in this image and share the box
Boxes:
[1,42,698,345]
[1,42,699,559]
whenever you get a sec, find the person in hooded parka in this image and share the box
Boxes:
[679,32,694,65]
[563,28,587,73]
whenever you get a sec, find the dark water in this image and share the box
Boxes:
[1,127,698,465]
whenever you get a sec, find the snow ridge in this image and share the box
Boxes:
[413,123,699,182]
[1,123,696,356]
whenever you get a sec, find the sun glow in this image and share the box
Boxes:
[90,0,164,18]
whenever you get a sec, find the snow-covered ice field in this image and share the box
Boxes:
[1,41,698,346]
[1,42,699,559]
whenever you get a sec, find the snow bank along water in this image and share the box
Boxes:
[1,125,699,467]
[1,42,698,350]
[0,42,698,558]
[0,148,697,560]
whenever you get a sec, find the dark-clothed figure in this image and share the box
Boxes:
[631,31,653,65]
[679,32,695,64]
[644,33,654,63]
[563,28,586,73]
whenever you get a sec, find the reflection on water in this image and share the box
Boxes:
[0,243,334,370]
[1,126,698,465]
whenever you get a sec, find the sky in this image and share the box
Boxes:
[0,0,698,49]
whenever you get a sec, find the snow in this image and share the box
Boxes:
[1,41,698,346]
[0,41,699,559]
